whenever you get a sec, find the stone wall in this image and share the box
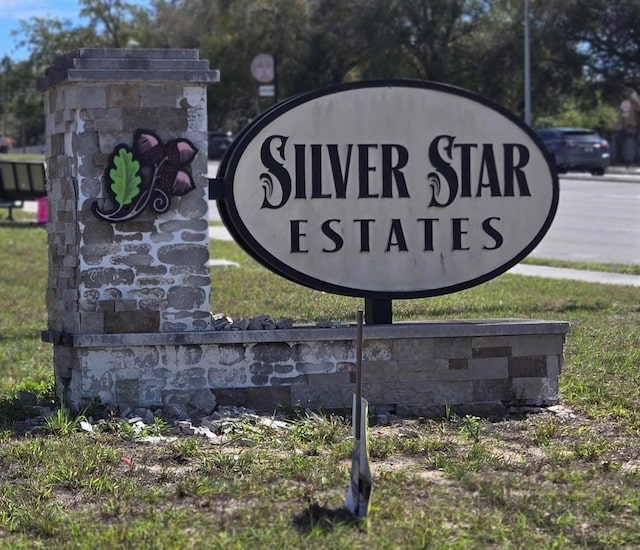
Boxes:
[38,49,569,419]
[60,320,569,417]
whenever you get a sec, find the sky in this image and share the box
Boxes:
[0,0,146,62]
[1,0,79,60]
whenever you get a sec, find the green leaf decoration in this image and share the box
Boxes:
[109,146,142,206]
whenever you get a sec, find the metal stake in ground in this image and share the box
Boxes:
[344,310,372,520]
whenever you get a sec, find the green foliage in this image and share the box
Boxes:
[534,98,620,130]
[0,226,51,392]
[562,0,640,99]
[3,0,640,141]
[170,438,203,460]
[0,58,44,147]
[459,415,486,443]
[109,146,141,206]
[43,406,86,436]
[1,217,640,546]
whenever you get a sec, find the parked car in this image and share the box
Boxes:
[0,135,12,154]
[535,127,610,175]
[208,131,233,160]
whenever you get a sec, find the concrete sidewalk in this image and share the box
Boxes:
[508,263,640,287]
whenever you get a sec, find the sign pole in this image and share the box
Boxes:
[524,0,531,126]
[355,310,363,440]
[365,298,392,325]
[345,310,372,520]
[273,54,278,103]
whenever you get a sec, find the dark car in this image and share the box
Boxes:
[535,127,610,175]
[208,131,233,160]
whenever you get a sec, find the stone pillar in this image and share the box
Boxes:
[38,49,219,392]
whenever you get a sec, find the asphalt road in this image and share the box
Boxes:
[529,173,640,265]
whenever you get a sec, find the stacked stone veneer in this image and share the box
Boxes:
[65,320,568,416]
[38,49,219,388]
[38,49,569,417]
[39,49,219,336]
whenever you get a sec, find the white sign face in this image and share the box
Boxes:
[259,85,275,97]
[218,80,559,298]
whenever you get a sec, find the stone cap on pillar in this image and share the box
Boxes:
[37,48,220,91]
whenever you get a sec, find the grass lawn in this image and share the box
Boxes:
[0,214,639,549]
[0,152,45,162]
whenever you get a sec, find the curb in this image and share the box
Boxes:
[561,170,640,184]
[508,264,640,287]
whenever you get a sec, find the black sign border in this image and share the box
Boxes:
[216,79,559,299]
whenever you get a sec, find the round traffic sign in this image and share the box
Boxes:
[251,54,274,83]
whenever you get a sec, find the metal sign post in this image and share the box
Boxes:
[365,298,392,325]
[345,310,373,520]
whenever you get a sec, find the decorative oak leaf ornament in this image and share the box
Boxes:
[109,146,142,206]
[93,129,199,222]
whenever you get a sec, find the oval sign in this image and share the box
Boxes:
[217,80,558,298]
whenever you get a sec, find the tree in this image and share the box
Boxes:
[4,0,637,144]
[393,0,488,81]
[13,17,98,69]
[286,0,370,89]
[198,0,311,129]
[443,0,589,123]
[0,57,11,134]
[79,0,150,48]
[0,58,44,147]
[14,0,147,67]
[7,0,150,145]
[135,0,221,50]
[562,0,640,99]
